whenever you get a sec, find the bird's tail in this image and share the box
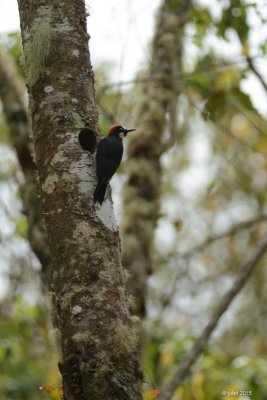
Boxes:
[94,181,108,204]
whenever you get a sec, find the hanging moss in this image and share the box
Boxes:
[24,7,54,87]
[110,321,139,356]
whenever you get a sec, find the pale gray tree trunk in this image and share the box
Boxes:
[17,1,143,399]
[121,0,192,317]
[0,45,51,282]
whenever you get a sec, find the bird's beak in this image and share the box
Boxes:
[124,128,136,135]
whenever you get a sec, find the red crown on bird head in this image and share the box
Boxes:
[108,125,123,136]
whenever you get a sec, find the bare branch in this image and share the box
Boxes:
[96,54,265,93]
[246,55,267,94]
[159,233,267,400]
[181,215,267,259]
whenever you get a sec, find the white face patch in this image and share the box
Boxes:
[119,132,125,139]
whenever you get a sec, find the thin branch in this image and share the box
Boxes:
[181,215,267,259]
[246,55,267,94]
[160,215,267,311]
[97,53,266,93]
[96,99,116,124]
[190,101,267,157]
[228,97,267,139]
[159,233,267,400]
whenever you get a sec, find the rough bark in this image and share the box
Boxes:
[17,1,143,399]
[121,0,192,317]
[0,45,51,282]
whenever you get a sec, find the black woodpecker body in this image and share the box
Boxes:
[94,125,136,204]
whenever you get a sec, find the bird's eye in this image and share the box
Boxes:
[120,126,125,132]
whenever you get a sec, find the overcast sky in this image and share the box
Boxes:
[1,0,267,115]
[1,0,267,191]
[0,0,161,83]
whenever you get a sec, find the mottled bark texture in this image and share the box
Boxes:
[0,45,51,282]
[121,0,192,317]
[17,1,143,399]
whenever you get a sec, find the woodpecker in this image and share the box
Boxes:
[94,125,136,204]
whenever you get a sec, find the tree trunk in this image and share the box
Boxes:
[17,1,143,399]
[0,45,51,283]
[121,0,192,317]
